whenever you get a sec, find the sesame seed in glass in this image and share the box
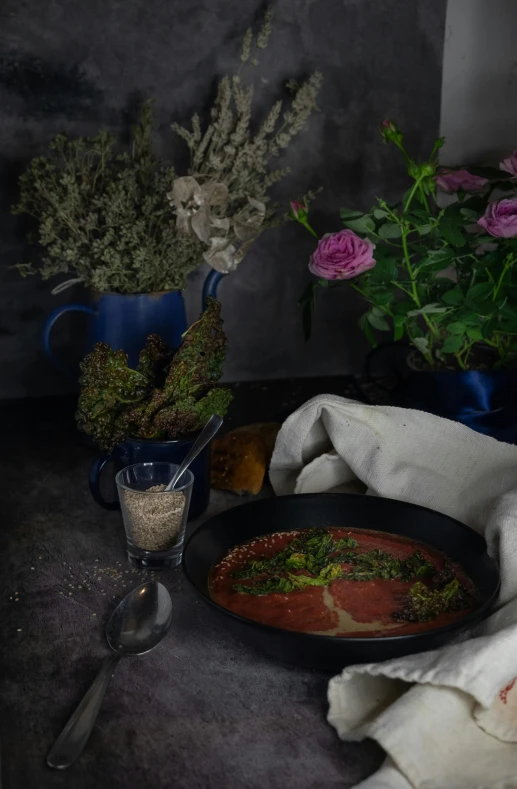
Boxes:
[116,462,194,569]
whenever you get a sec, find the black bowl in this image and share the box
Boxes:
[182,494,500,670]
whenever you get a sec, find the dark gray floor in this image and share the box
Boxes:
[0,379,383,789]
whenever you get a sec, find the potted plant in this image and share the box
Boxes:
[13,9,322,376]
[77,298,232,519]
[293,120,517,441]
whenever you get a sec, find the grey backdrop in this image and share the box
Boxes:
[0,0,446,398]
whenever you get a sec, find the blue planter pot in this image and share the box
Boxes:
[397,369,517,444]
[43,270,227,376]
[89,436,211,520]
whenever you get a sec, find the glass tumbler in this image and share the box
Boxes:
[115,462,194,569]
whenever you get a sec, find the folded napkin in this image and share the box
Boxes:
[269,395,517,789]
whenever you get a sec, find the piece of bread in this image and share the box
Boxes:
[231,422,280,460]
[211,431,268,495]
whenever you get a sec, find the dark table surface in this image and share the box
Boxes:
[0,379,382,789]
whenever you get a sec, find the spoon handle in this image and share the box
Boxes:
[165,414,223,491]
[47,652,121,769]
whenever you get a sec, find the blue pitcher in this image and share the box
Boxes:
[43,270,226,375]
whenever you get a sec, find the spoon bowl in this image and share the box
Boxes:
[107,581,173,654]
[47,581,172,769]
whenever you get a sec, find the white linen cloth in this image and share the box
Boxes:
[269,395,517,789]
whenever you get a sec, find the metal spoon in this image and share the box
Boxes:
[47,581,173,770]
[165,413,223,491]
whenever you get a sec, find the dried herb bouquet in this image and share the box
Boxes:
[14,9,322,293]
[13,101,199,295]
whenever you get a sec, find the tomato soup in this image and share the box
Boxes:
[209,528,476,638]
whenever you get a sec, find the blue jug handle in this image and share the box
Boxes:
[89,454,120,511]
[202,270,226,307]
[42,303,97,377]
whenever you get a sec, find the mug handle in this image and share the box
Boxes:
[89,455,120,511]
[42,304,97,377]
[202,270,226,307]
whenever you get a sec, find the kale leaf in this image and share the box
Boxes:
[76,298,232,451]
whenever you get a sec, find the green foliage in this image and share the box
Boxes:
[301,122,517,370]
[13,101,205,294]
[76,298,232,450]
[394,577,474,622]
[232,529,435,596]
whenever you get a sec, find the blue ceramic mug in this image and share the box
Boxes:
[89,436,211,520]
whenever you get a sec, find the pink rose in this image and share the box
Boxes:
[500,151,517,177]
[309,230,376,280]
[435,168,488,194]
[477,198,517,238]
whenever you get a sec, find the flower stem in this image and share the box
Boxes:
[302,219,319,239]
[403,175,425,214]
[401,230,440,346]
[493,254,513,301]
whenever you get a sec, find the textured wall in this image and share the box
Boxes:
[0,0,446,398]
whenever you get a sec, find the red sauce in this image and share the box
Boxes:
[209,528,476,638]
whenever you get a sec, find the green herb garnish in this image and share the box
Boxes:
[231,530,435,596]
[394,568,475,622]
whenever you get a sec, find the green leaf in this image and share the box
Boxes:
[367,312,390,331]
[442,335,464,354]
[340,208,364,220]
[442,286,464,306]
[411,209,434,220]
[393,299,415,316]
[446,321,467,335]
[373,208,388,219]
[466,328,483,341]
[407,303,448,317]
[378,222,402,239]
[393,314,406,341]
[412,337,429,355]
[369,258,399,283]
[498,303,517,321]
[343,216,375,234]
[466,282,493,303]
[417,225,432,235]
[456,311,483,326]
[370,289,394,307]
[439,216,466,247]
[460,207,479,219]
[418,248,455,270]
[359,313,377,347]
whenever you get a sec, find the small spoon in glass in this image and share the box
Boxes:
[165,414,223,491]
[47,581,173,770]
